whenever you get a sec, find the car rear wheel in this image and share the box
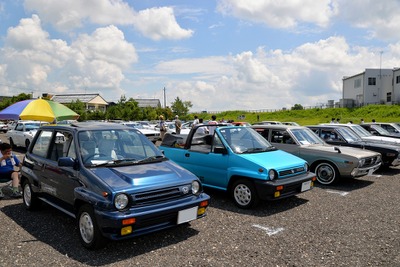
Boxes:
[25,139,30,150]
[9,138,15,149]
[314,162,339,185]
[22,180,41,210]
[231,179,259,209]
[77,204,107,250]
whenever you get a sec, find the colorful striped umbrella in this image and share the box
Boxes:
[0,99,80,122]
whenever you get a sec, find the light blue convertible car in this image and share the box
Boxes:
[160,124,316,209]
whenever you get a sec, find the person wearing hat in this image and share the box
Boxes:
[174,115,182,134]
[159,115,166,140]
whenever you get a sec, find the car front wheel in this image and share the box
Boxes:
[231,179,259,209]
[77,204,107,250]
[22,180,41,210]
[314,162,339,185]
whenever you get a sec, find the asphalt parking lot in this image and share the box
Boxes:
[1,132,399,267]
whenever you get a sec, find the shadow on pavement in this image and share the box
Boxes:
[1,202,200,266]
[205,187,309,216]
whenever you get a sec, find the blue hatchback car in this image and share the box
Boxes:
[21,122,210,249]
[160,125,316,209]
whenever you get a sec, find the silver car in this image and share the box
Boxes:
[251,125,382,185]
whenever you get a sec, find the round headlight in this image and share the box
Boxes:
[304,163,309,172]
[114,194,129,210]
[268,169,276,180]
[359,159,365,167]
[192,180,200,194]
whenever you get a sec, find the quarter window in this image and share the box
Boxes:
[31,130,52,158]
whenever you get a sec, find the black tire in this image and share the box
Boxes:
[231,179,259,209]
[22,180,41,210]
[25,139,30,150]
[77,204,107,250]
[9,138,15,149]
[314,162,339,185]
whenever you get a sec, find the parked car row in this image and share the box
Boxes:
[12,119,400,251]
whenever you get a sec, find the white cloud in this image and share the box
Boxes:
[152,36,387,111]
[216,0,338,29]
[132,7,193,40]
[23,0,193,40]
[0,15,137,99]
[338,0,400,41]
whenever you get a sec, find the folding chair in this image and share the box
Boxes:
[0,177,12,198]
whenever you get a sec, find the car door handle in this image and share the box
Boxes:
[185,153,190,157]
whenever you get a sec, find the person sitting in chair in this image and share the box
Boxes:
[0,143,22,199]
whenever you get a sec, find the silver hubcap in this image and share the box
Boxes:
[79,212,94,244]
[316,164,335,184]
[234,184,251,206]
[23,184,32,207]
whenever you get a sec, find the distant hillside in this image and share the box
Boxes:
[196,105,400,125]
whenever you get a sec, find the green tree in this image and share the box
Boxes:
[65,100,87,121]
[291,104,304,110]
[0,93,32,110]
[171,97,192,119]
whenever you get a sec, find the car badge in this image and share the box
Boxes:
[182,186,189,194]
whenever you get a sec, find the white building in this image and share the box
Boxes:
[342,68,399,107]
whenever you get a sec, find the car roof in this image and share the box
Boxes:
[40,122,131,132]
[251,124,304,130]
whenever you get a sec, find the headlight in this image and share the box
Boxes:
[114,193,129,210]
[269,169,276,180]
[304,163,309,172]
[359,159,365,167]
[192,180,200,194]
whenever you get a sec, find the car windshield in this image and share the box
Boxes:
[78,128,163,166]
[125,123,144,129]
[336,127,363,142]
[25,123,42,131]
[371,125,391,135]
[219,127,274,154]
[291,128,324,145]
[348,125,373,137]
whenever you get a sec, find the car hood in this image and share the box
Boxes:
[238,149,306,171]
[89,160,197,192]
[362,136,400,145]
[300,144,379,158]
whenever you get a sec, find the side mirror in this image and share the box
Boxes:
[58,157,77,168]
[213,146,228,154]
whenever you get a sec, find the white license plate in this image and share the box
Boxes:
[301,180,311,192]
[177,207,198,224]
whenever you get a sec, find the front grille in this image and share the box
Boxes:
[279,167,305,177]
[131,185,188,206]
[363,156,381,167]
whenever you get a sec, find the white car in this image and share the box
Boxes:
[6,121,48,149]
[120,122,161,143]
[0,122,8,133]
[166,122,191,135]
[331,124,400,146]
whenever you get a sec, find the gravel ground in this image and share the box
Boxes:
[1,133,399,267]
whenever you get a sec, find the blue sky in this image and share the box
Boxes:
[1,0,400,112]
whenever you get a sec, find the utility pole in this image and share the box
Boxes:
[163,87,166,108]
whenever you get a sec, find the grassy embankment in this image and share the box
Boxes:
[197,104,400,125]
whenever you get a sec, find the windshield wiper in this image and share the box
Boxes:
[136,155,166,163]
[240,147,274,154]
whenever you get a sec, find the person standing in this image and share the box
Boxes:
[174,115,182,134]
[208,115,218,135]
[0,143,22,199]
[192,115,199,128]
[159,115,167,140]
